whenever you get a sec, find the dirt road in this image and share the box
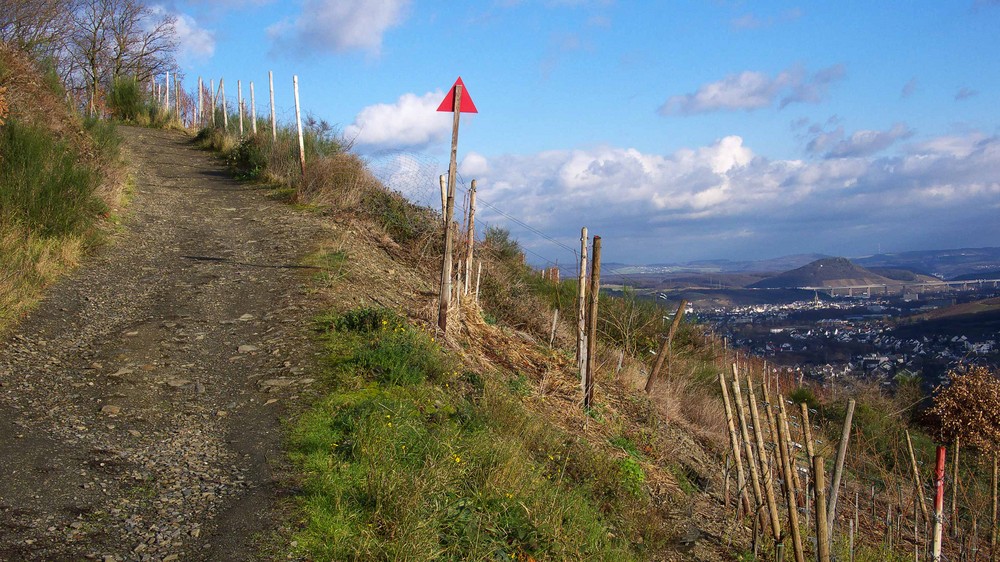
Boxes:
[0,127,329,561]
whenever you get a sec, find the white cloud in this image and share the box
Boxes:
[659,64,845,116]
[172,12,215,63]
[465,131,1000,263]
[344,91,452,150]
[731,8,802,29]
[807,123,914,158]
[268,0,409,56]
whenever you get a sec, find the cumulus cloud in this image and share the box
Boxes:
[268,0,409,56]
[659,64,845,115]
[466,131,1000,263]
[172,12,215,63]
[344,91,452,150]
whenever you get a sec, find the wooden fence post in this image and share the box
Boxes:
[268,70,276,142]
[583,236,601,409]
[827,398,855,541]
[720,373,751,516]
[549,308,559,347]
[800,402,815,459]
[992,454,998,561]
[210,78,215,126]
[814,455,830,562]
[237,79,244,136]
[439,174,447,220]
[465,179,477,294]
[777,400,806,562]
[577,227,588,377]
[220,78,227,130]
[250,81,257,135]
[437,84,462,332]
[748,378,782,542]
[293,75,305,176]
[643,300,687,393]
[165,71,169,112]
[475,260,482,304]
[197,76,202,126]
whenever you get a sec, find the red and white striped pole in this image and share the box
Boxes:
[932,445,946,561]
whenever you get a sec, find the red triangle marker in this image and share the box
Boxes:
[437,77,478,114]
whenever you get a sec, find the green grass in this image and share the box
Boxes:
[289,306,666,561]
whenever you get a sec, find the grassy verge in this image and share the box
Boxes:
[289,306,664,560]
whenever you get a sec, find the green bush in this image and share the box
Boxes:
[789,386,820,411]
[0,119,104,237]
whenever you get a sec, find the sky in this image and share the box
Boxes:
[162,0,1000,267]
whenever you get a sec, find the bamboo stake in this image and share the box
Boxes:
[220,78,227,130]
[583,236,601,409]
[777,400,806,562]
[828,398,856,540]
[720,373,752,516]
[748,378,781,541]
[293,75,305,176]
[906,430,930,524]
[815,455,830,562]
[800,402,815,459]
[732,368,765,527]
[475,260,482,304]
[268,70,276,142]
[643,300,687,393]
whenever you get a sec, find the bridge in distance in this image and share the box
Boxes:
[789,278,1000,298]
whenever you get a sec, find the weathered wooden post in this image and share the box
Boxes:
[906,430,930,524]
[952,436,961,538]
[210,78,215,126]
[933,445,946,561]
[748,378,782,542]
[814,455,830,562]
[777,400,806,562]
[475,260,482,304]
[220,78,228,130]
[268,70,276,142]
[465,179,477,294]
[197,76,202,126]
[439,174,447,220]
[435,78,477,333]
[577,227,588,381]
[250,81,257,135]
[549,309,559,347]
[165,71,169,112]
[828,398,856,539]
[237,79,244,136]
[643,300,687,393]
[293,75,305,176]
[800,402,815,459]
[992,454,998,561]
[584,236,601,409]
[720,373,751,516]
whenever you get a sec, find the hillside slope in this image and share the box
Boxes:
[749,256,895,288]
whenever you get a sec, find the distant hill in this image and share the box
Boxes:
[867,267,940,283]
[749,257,895,289]
[950,270,1000,282]
[854,247,1000,279]
[895,297,1000,339]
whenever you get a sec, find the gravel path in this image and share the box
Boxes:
[0,126,329,561]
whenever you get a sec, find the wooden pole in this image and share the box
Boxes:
[952,436,961,538]
[748,378,782,542]
[814,455,830,562]
[220,78,227,130]
[437,84,462,332]
[849,518,855,562]
[644,300,687,393]
[549,308,559,347]
[583,236,601,409]
[732,369,765,527]
[268,70,276,142]
[905,430,930,524]
[800,402,815,460]
[475,260,482,304]
[992,453,997,561]
[439,175,447,220]
[293,75,305,176]
[197,76,202,126]
[250,81,257,135]
[720,373,752,516]
[777,400,806,562]
[577,227,588,377]
[465,179,477,294]
[165,71,169,112]
[933,445,946,561]
[238,79,244,136]
[210,79,215,126]
[828,398,856,539]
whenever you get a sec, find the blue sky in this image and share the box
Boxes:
[165,0,1000,266]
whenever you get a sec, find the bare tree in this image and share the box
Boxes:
[0,0,77,56]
